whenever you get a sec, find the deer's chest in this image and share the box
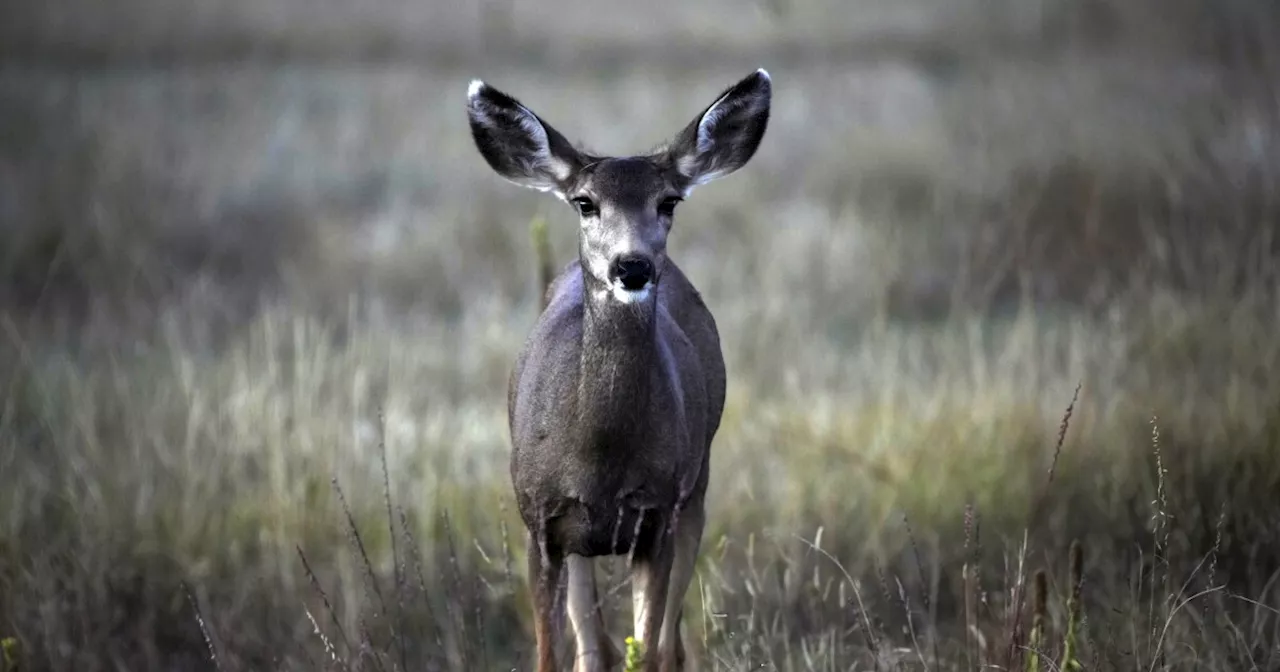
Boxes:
[526,456,680,557]
[513,420,688,557]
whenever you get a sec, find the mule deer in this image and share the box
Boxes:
[466,69,771,672]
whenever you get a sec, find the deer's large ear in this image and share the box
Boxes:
[467,80,584,195]
[666,69,771,191]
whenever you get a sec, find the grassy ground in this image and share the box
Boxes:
[3,1,1280,669]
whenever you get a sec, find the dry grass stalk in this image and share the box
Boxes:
[1062,539,1084,670]
[795,533,883,667]
[436,510,472,669]
[902,512,940,665]
[181,581,224,672]
[376,408,409,672]
[331,478,389,672]
[1026,569,1048,672]
[530,216,555,312]
[305,605,344,671]
[1047,382,1081,485]
[397,506,447,661]
[297,546,355,672]
[963,502,981,670]
[1147,415,1171,668]
[894,575,930,672]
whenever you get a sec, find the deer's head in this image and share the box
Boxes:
[466,70,771,305]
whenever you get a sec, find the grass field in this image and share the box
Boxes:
[3,0,1280,669]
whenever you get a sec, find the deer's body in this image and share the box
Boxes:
[509,255,723,556]
[466,70,771,672]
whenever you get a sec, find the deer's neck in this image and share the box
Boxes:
[576,284,658,444]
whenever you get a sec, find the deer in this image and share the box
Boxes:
[465,68,771,672]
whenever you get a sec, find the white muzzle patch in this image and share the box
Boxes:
[610,280,653,304]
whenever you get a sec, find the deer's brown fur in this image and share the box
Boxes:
[466,69,771,671]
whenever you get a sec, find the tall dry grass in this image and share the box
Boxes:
[3,0,1280,669]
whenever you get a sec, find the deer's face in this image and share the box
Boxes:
[566,158,684,304]
[466,69,771,306]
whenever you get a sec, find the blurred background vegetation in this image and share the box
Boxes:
[2,0,1280,669]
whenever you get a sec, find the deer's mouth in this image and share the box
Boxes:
[610,279,653,304]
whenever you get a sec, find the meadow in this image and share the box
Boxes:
[2,0,1280,669]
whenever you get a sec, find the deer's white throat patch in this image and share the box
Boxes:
[610,281,653,304]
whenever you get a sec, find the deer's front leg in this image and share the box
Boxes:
[528,529,563,672]
[566,554,622,671]
[630,525,675,672]
[657,503,704,671]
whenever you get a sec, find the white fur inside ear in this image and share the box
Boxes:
[675,159,731,188]
[510,105,574,185]
[676,73,770,187]
[469,83,574,191]
[694,95,731,156]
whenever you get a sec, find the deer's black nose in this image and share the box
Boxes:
[609,255,654,290]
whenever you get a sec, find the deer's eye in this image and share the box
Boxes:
[657,197,682,218]
[570,197,598,217]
